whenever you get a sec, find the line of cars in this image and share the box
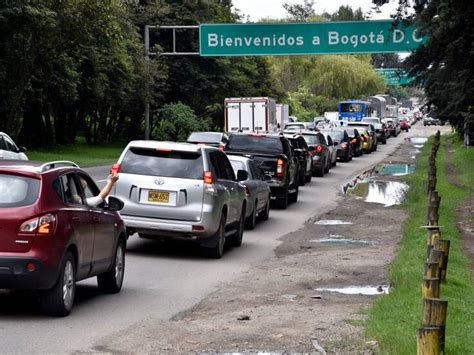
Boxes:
[0,119,407,316]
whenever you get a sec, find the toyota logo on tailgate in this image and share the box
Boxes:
[154,178,165,185]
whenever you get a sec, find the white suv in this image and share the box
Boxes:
[0,132,28,160]
[111,141,248,258]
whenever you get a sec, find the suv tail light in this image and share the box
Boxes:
[276,159,285,177]
[204,171,214,184]
[351,138,357,144]
[218,145,225,150]
[19,214,56,236]
[315,145,323,153]
[341,142,348,150]
[110,163,121,175]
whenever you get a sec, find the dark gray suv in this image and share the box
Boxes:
[111,141,248,258]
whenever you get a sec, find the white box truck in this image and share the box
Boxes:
[224,97,277,133]
[276,103,289,130]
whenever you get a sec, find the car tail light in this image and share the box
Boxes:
[351,138,357,144]
[192,225,205,231]
[218,145,225,150]
[110,163,121,175]
[203,171,214,184]
[315,145,323,153]
[341,142,348,150]
[276,159,285,177]
[19,214,56,236]
[155,148,172,152]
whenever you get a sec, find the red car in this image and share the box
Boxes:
[400,118,410,132]
[0,161,126,316]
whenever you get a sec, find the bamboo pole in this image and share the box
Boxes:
[417,327,441,355]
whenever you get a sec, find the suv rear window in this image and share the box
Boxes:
[302,134,321,145]
[0,174,40,207]
[188,132,221,143]
[227,135,283,154]
[121,147,203,179]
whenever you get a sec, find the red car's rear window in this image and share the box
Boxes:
[0,173,40,207]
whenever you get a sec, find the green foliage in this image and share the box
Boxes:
[366,134,474,353]
[152,102,210,142]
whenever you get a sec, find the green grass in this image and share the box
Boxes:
[451,136,474,187]
[27,137,126,167]
[366,134,474,354]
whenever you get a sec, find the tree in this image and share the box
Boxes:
[283,1,315,21]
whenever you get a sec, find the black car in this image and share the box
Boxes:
[344,127,363,157]
[225,133,299,209]
[284,133,313,185]
[299,131,331,177]
[321,128,353,162]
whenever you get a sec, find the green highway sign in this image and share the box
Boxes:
[199,20,425,57]
[375,68,415,85]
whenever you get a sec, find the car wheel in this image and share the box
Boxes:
[332,157,337,167]
[200,213,226,258]
[230,206,245,247]
[382,139,387,145]
[41,252,75,317]
[258,197,270,221]
[298,169,305,186]
[304,171,312,183]
[289,183,299,204]
[97,238,126,294]
[276,189,289,209]
[245,201,257,230]
[324,160,330,173]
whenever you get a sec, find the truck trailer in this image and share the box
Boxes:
[224,97,277,133]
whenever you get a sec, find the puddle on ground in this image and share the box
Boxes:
[314,219,353,225]
[309,238,374,246]
[315,285,390,295]
[346,180,409,207]
[377,163,415,176]
[406,137,428,145]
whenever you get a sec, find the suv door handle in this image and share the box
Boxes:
[92,216,100,223]
[72,216,80,222]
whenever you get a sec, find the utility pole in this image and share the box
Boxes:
[143,25,199,140]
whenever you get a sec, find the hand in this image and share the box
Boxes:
[108,173,119,184]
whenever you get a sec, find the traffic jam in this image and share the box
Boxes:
[0,95,425,316]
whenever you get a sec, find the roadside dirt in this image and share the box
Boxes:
[102,140,418,353]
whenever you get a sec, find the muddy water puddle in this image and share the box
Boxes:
[309,238,374,247]
[377,163,415,176]
[346,180,409,207]
[406,137,428,145]
[314,220,353,225]
[315,285,390,295]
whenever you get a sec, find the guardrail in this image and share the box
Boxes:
[417,131,450,355]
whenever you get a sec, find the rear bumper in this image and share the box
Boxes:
[121,212,220,239]
[0,256,57,290]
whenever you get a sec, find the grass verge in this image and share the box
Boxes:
[366,134,474,353]
[27,138,126,167]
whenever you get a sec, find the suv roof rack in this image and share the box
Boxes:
[39,161,80,173]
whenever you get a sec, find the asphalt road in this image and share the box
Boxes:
[0,124,446,352]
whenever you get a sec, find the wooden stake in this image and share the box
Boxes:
[422,278,441,298]
[428,249,443,271]
[422,298,448,353]
[424,262,441,279]
[435,239,451,282]
[417,327,441,355]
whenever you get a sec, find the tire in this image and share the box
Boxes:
[200,213,226,258]
[289,183,299,204]
[314,165,324,177]
[304,171,312,183]
[258,197,270,221]
[98,239,126,294]
[41,252,76,317]
[230,206,245,247]
[382,139,387,145]
[324,159,330,174]
[276,189,289,209]
[298,168,305,186]
[332,158,337,167]
[245,202,257,230]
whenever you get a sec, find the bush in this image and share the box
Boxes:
[152,102,211,142]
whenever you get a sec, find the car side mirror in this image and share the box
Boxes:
[18,146,27,153]
[237,170,248,181]
[333,141,339,145]
[107,196,124,211]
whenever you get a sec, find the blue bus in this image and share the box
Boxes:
[338,100,374,122]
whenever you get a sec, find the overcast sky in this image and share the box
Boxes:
[232,0,400,21]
